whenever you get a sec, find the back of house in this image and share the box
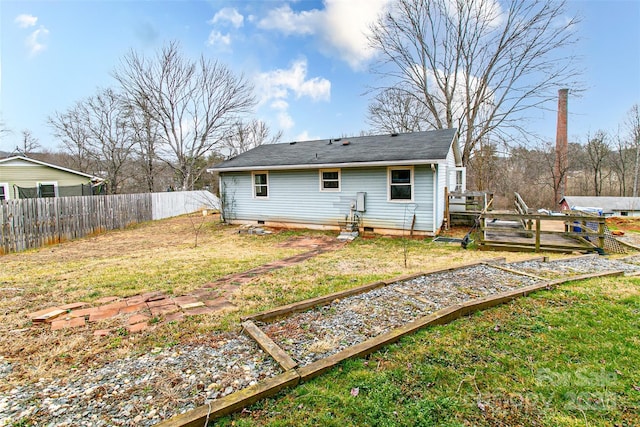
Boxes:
[210,129,465,236]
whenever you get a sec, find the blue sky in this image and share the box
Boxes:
[1,0,639,152]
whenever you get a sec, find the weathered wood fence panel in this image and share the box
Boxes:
[1,191,220,254]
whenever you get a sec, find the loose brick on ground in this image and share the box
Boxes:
[163,312,184,323]
[33,309,67,323]
[89,307,120,322]
[68,307,99,318]
[128,322,149,333]
[93,329,111,337]
[94,296,120,304]
[51,317,86,331]
[119,302,148,314]
[147,298,174,308]
[183,306,218,316]
[150,304,179,316]
[128,314,150,325]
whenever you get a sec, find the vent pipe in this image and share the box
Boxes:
[554,89,568,206]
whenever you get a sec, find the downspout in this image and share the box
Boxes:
[432,164,438,235]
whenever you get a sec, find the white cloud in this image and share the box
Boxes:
[258,4,322,35]
[15,14,38,28]
[294,130,317,142]
[209,7,244,28]
[256,58,330,135]
[258,0,392,70]
[207,30,231,48]
[277,112,295,130]
[25,26,49,57]
[257,58,331,104]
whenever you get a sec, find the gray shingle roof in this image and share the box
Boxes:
[211,128,458,171]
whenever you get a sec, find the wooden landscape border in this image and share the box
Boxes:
[242,258,507,323]
[156,257,624,427]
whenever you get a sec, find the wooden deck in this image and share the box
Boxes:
[479,213,605,253]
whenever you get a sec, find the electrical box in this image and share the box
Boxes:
[355,192,366,212]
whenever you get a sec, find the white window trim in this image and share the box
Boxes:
[387,166,414,202]
[319,168,341,192]
[251,171,269,199]
[0,183,9,200]
[38,181,58,198]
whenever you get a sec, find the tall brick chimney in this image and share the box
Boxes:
[554,89,568,206]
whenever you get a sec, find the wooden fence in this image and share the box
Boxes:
[0,191,219,255]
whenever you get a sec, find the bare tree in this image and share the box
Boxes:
[222,119,282,158]
[19,129,41,155]
[48,104,96,173]
[124,97,162,192]
[113,41,256,190]
[367,87,430,133]
[624,104,640,197]
[80,88,136,194]
[584,131,610,196]
[367,0,581,166]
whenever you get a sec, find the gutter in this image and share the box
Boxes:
[208,159,448,173]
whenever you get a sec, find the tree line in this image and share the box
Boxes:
[39,41,280,194]
[466,104,640,209]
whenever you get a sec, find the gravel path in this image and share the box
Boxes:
[0,335,281,426]
[2,255,639,426]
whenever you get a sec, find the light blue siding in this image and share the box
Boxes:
[221,165,439,232]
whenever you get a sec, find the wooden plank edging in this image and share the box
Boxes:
[242,259,504,322]
[242,320,298,371]
[156,267,621,427]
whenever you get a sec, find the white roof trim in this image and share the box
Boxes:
[209,159,447,173]
[0,156,103,181]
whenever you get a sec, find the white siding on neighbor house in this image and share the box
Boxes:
[221,165,437,232]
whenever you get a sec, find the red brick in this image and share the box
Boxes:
[172,296,199,306]
[125,296,147,305]
[93,329,111,337]
[94,296,119,304]
[150,304,179,316]
[128,322,149,333]
[68,307,98,318]
[128,314,150,325]
[119,302,148,314]
[89,307,120,322]
[163,312,184,323]
[100,301,129,311]
[203,297,227,307]
[147,298,173,308]
[51,317,86,331]
[183,306,218,316]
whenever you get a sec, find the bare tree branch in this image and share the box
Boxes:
[367,0,582,166]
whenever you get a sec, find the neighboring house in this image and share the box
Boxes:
[560,196,640,217]
[209,129,465,236]
[0,156,103,200]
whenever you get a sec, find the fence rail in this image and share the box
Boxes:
[0,191,218,254]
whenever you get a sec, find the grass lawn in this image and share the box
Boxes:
[220,275,640,426]
[1,214,639,426]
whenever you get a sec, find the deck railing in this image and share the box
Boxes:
[479,212,606,253]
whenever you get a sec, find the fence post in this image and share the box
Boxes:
[535,217,541,252]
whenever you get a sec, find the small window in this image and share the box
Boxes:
[621,211,629,217]
[320,169,341,192]
[0,183,8,201]
[388,167,413,201]
[252,172,268,198]
[38,182,57,198]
